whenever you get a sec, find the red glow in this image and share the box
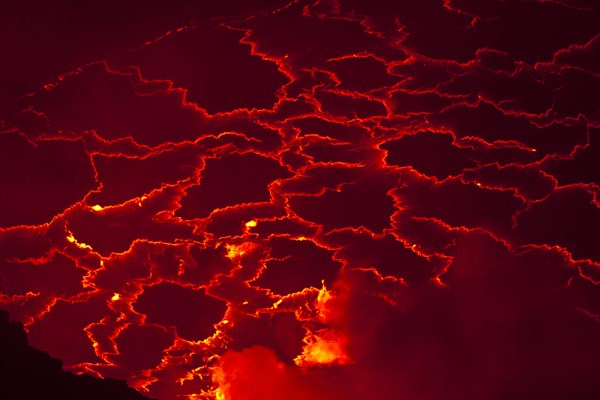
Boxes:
[1,1,599,399]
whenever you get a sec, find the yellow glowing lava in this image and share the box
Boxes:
[137,195,148,207]
[295,334,349,367]
[224,242,255,259]
[304,338,345,364]
[294,280,351,367]
[433,276,447,287]
[212,366,230,400]
[316,280,332,319]
[91,204,103,211]
[66,231,93,250]
[245,220,257,228]
[111,293,120,301]
[225,244,245,259]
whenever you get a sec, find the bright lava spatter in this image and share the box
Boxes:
[1,0,599,399]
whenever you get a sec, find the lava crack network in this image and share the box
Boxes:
[1,0,599,399]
